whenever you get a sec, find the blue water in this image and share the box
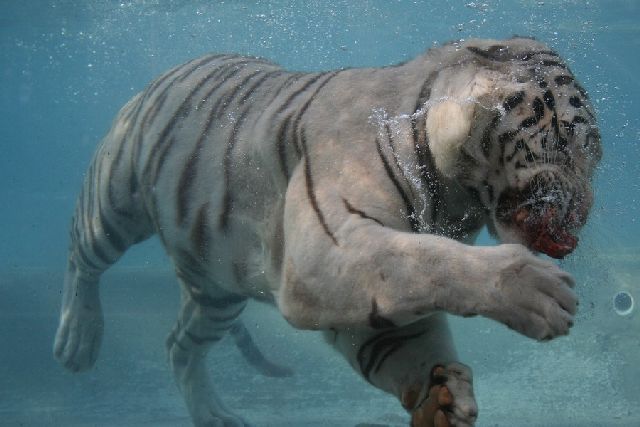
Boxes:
[1,1,639,426]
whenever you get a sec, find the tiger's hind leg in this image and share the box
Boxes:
[167,279,250,427]
[54,132,153,372]
[54,93,155,372]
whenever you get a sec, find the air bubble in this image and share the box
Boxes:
[613,291,634,316]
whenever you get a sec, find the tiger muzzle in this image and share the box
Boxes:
[496,182,590,259]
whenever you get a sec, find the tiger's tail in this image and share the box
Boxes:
[230,320,294,377]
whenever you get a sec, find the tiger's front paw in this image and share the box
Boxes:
[482,244,577,341]
[53,302,104,372]
[402,363,477,427]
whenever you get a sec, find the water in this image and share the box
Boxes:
[1,1,639,426]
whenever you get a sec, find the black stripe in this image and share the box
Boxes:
[574,82,588,98]
[569,96,583,108]
[498,131,517,165]
[176,144,201,225]
[168,63,255,221]
[532,97,545,121]
[75,241,103,272]
[83,158,115,266]
[524,144,539,162]
[543,90,555,110]
[88,225,113,266]
[554,75,574,86]
[140,56,204,114]
[373,342,404,374]
[258,74,306,171]
[175,249,209,281]
[357,330,395,382]
[239,70,284,104]
[368,298,396,329]
[290,72,339,156]
[86,176,97,233]
[483,180,495,204]
[269,72,340,241]
[519,116,538,129]
[99,213,128,253]
[516,50,560,61]
[551,112,561,138]
[503,91,525,112]
[148,60,251,196]
[191,203,210,261]
[411,103,440,229]
[506,139,526,162]
[212,70,264,120]
[384,124,418,203]
[276,115,293,180]
[467,46,508,61]
[343,198,384,226]
[176,54,229,83]
[198,292,246,309]
[180,67,268,226]
[185,330,222,346]
[268,73,304,105]
[219,71,282,230]
[572,116,588,124]
[541,59,566,69]
[274,73,327,115]
[358,331,425,382]
[300,129,339,245]
[375,136,418,231]
[182,280,247,309]
[145,55,227,131]
[414,75,434,111]
[206,304,246,322]
[480,115,500,159]
[106,101,142,220]
[583,105,596,120]
[145,59,249,186]
[196,60,252,108]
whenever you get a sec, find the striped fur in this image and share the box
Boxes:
[54,37,600,426]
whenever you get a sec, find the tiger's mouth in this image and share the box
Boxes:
[495,183,585,259]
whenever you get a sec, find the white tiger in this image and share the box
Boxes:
[54,37,601,427]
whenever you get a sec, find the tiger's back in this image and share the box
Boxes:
[86,55,335,299]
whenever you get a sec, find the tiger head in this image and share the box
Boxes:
[426,37,602,258]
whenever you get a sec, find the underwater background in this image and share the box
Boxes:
[1,1,639,426]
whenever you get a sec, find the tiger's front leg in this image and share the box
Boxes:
[326,315,478,427]
[279,165,576,339]
[277,154,575,424]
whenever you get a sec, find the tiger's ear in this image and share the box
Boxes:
[426,68,497,177]
[426,99,475,177]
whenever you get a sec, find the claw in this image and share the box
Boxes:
[434,409,450,427]
[404,363,476,427]
[437,386,453,407]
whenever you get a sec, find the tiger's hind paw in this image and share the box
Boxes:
[402,363,478,427]
[53,304,104,372]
